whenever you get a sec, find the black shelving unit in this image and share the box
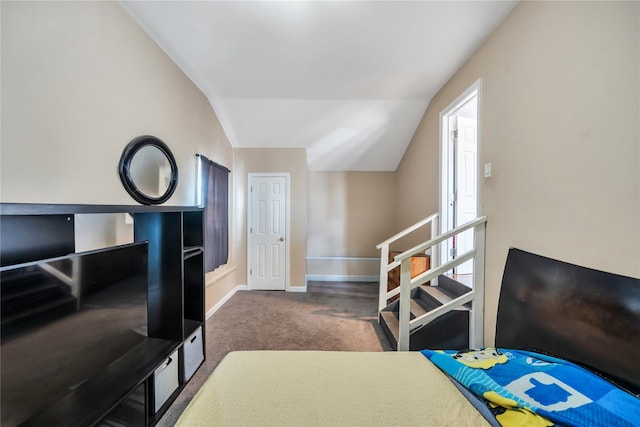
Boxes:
[179,210,205,388]
[0,203,206,427]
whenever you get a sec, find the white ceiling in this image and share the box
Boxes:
[121,1,518,171]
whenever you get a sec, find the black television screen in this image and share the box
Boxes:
[0,242,148,426]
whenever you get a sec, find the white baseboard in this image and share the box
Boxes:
[286,284,307,292]
[205,265,238,288]
[305,275,378,283]
[306,256,379,262]
[206,284,248,319]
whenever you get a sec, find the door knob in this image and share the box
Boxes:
[279,237,285,242]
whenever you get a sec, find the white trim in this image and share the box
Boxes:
[394,216,487,263]
[196,155,203,207]
[205,284,248,319]
[470,223,486,348]
[205,265,238,288]
[247,173,291,291]
[306,256,379,262]
[476,81,484,219]
[306,274,379,282]
[376,213,439,249]
[286,285,308,292]
[439,78,482,267]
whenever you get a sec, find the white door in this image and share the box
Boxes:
[454,116,477,274]
[248,175,288,290]
[440,86,479,276]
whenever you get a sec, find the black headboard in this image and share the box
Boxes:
[495,248,640,395]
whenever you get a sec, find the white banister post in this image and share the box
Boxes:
[378,244,390,314]
[430,215,439,287]
[470,222,486,348]
[398,257,412,351]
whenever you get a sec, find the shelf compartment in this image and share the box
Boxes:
[183,252,204,329]
[182,211,203,248]
[99,382,146,426]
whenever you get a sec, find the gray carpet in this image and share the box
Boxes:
[157,281,392,426]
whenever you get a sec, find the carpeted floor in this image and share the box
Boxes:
[157,281,392,426]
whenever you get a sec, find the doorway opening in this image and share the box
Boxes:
[439,80,481,286]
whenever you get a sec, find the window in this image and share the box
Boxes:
[198,155,230,272]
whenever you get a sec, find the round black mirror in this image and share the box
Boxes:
[118,135,178,205]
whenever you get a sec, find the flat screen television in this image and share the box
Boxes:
[0,242,148,426]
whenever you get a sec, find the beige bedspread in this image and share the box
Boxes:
[176,351,490,426]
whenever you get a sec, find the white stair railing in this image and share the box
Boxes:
[377,215,487,351]
[376,213,440,313]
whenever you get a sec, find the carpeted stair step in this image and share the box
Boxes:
[379,297,445,348]
[416,285,470,311]
[437,274,473,297]
[410,299,428,318]
[379,297,431,319]
[379,275,472,350]
[380,311,399,347]
[379,307,469,351]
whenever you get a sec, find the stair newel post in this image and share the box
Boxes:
[379,244,390,315]
[398,257,412,351]
[470,222,486,348]
[430,215,439,287]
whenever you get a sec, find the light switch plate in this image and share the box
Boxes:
[484,163,492,178]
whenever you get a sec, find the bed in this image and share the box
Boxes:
[176,248,640,426]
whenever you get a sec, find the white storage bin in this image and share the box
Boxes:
[182,326,204,381]
[153,349,179,413]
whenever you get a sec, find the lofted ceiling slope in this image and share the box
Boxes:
[121,1,518,171]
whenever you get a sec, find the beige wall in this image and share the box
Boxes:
[1,1,237,312]
[396,1,640,345]
[1,1,233,206]
[234,148,308,289]
[307,171,396,278]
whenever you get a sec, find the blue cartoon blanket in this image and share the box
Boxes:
[421,348,640,427]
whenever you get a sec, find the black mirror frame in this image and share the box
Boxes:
[118,135,179,205]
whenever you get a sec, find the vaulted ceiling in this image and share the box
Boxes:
[121,1,518,171]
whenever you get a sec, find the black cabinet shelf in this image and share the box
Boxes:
[22,338,179,427]
[0,204,206,427]
[183,246,203,260]
[0,203,202,216]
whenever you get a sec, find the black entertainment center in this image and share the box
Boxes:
[0,203,205,427]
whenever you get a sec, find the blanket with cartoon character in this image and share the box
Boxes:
[421,348,640,427]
